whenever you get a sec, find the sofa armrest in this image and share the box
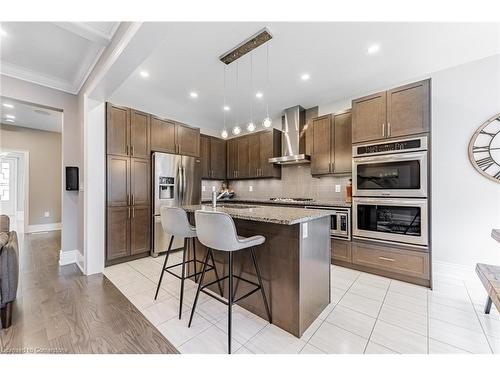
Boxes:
[0,231,19,309]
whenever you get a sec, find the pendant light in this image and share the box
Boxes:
[262,42,272,129]
[247,52,256,132]
[221,65,228,138]
[232,61,240,136]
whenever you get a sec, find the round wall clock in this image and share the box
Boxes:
[468,113,500,183]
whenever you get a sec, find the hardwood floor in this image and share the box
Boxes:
[0,230,178,354]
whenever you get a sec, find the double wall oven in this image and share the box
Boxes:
[352,136,429,247]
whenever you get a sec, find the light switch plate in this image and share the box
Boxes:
[249,185,253,192]
[202,185,206,192]
[44,211,50,217]
[335,184,341,193]
[302,223,308,239]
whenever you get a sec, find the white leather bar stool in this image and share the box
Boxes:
[189,210,272,354]
[155,206,223,319]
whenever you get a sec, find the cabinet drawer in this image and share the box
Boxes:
[332,239,351,263]
[352,241,429,279]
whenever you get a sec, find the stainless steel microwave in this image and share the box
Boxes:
[352,136,428,198]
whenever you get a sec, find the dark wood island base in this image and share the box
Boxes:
[186,213,331,338]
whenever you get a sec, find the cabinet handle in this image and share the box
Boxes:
[382,123,386,138]
[387,122,391,137]
[126,145,129,155]
[131,145,134,156]
[378,256,395,262]
[132,207,135,218]
[128,207,131,219]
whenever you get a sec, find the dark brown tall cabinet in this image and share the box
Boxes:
[352,79,430,144]
[106,103,151,265]
[227,129,281,180]
[200,134,227,179]
[311,110,352,176]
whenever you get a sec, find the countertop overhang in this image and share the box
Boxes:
[182,204,333,225]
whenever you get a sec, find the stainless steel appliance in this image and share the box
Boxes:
[305,206,351,240]
[152,152,201,256]
[352,136,428,198]
[352,197,428,246]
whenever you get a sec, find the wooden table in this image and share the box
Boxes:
[475,229,500,314]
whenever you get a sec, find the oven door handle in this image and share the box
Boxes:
[352,150,427,164]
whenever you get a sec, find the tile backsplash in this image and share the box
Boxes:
[220,164,351,201]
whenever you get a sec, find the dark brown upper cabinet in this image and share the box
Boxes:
[130,109,150,159]
[200,134,227,180]
[352,92,386,144]
[106,104,150,159]
[176,123,200,157]
[150,117,200,157]
[106,104,130,156]
[226,130,281,180]
[200,135,211,178]
[352,79,430,144]
[210,137,227,179]
[311,110,352,176]
[150,116,176,153]
[386,80,430,138]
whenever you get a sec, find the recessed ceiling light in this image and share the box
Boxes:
[5,114,15,119]
[5,119,14,123]
[367,44,380,55]
[0,28,6,37]
[139,70,150,78]
[190,92,198,98]
[2,103,14,109]
[301,73,310,81]
[232,126,241,135]
[247,122,256,132]
[221,129,228,139]
[255,92,263,99]
[223,105,230,111]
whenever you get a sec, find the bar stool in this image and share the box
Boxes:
[189,210,272,354]
[154,206,223,319]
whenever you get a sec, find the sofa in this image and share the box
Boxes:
[0,215,19,329]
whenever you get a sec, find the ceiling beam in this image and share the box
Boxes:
[52,22,112,46]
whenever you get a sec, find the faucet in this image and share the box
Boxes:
[212,191,226,208]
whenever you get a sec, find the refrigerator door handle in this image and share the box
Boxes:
[182,166,187,205]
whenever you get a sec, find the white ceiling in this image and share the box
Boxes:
[1,96,63,133]
[0,22,120,94]
[110,22,500,135]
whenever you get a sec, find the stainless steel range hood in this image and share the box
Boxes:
[269,105,310,164]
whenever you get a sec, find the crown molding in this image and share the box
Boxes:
[52,22,112,46]
[0,62,78,94]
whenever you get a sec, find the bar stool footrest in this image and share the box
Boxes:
[164,258,215,281]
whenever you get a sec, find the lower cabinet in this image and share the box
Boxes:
[331,239,352,263]
[351,240,429,280]
[107,207,130,261]
[106,206,150,264]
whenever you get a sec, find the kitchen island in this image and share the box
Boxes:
[182,204,332,337]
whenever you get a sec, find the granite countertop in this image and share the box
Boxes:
[492,229,500,244]
[201,198,352,208]
[182,204,333,225]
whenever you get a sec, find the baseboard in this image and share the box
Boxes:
[59,249,80,266]
[76,251,85,274]
[28,222,61,233]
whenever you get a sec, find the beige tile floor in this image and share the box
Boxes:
[103,252,499,354]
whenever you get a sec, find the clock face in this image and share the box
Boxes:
[469,114,500,183]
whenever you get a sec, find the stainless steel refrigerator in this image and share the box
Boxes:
[152,152,201,256]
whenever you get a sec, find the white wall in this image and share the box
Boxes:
[431,55,500,267]
[317,54,500,270]
[0,75,82,253]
